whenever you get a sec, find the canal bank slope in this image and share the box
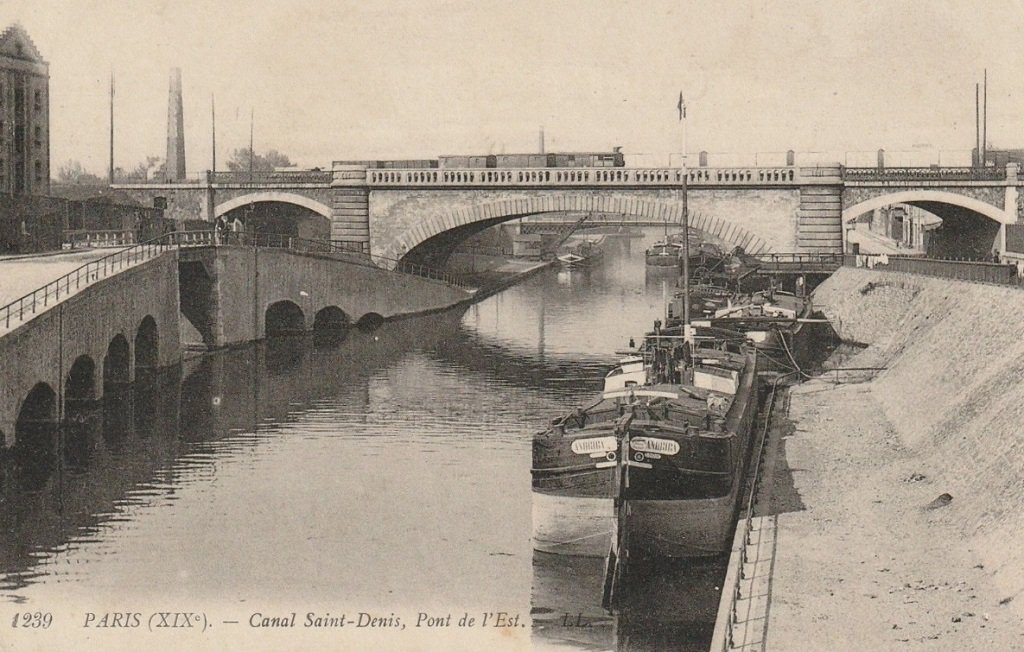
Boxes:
[766,267,1024,650]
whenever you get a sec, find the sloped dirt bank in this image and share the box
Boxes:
[766,268,1024,650]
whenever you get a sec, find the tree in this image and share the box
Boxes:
[226,148,294,173]
[55,160,104,185]
[116,156,164,182]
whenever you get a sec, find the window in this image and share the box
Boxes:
[33,125,41,148]
[14,126,23,154]
[33,90,41,111]
[153,197,167,209]
[33,160,41,184]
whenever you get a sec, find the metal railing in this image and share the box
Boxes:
[716,368,788,651]
[844,253,1020,285]
[843,166,1007,182]
[210,170,333,185]
[755,253,845,272]
[0,233,191,330]
[112,170,334,186]
[0,230,469,331]
[216,231,471,288]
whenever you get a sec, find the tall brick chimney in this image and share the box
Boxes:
[166,68,186,181]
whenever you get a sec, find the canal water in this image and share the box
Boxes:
[0,231,721,651]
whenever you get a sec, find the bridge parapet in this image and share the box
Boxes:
[363,166,808,188]
[212,170,333,185]
[843,166,1010,183]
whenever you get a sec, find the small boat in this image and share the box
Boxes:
[557,237,604,268]
[644,240,683,268]
[531,323,761,560]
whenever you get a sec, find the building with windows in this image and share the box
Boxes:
[0,23,48,195]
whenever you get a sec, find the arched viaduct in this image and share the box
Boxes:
[0,243,471,452]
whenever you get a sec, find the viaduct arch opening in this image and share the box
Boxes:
[216,194,332,242]
[266,300,306,336]
[13,382,58,491]
[102,334,132,448]
[843,191,1011,259]
[313,306,350,332]
[396,207,771,270]
[135,316,159,375]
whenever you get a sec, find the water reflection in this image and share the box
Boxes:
[531,552,721,652]
[0,309,474,598]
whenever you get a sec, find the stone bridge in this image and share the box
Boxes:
[842,166,1020,258]
[0,238,470,452]
[114,162,1024,265]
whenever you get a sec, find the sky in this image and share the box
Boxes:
[7,0,1024,175]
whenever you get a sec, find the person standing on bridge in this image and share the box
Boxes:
[231,214,244,245]
[214,215,228,244]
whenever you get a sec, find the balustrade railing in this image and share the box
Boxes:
[366,166,801,187]
[843,166,1007,181]
[64,229,137,248]
[0,230,468,331]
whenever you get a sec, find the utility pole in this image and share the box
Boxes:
[975,83,980,167]
[249,108,255,180]
[211,95,216,173]
[982,69,988,166]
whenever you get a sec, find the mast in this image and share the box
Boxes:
[679,92,691,330]
[109,72,114,185]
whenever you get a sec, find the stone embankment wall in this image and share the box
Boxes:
[813,267,1024,613]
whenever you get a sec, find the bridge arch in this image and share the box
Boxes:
[356,312,385,332]
[843,190,1014,259]
[313,306,350,332]
[381,195,774,264]
[214,193,332,220]
[103,334,132,389]
[842,190,1013,225]
[66,355,97,413]
[14,382,58,491]
[134,315,159,375]
[265,300,306,336]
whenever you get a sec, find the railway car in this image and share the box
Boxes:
[334,159,438,169]
[338,148,625,170]
[441,148,624,169]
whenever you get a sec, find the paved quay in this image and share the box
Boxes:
[0,248,128,306]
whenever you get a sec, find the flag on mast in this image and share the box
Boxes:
[677,92,686,121]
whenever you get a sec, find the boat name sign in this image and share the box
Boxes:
[571,436,618,455]
[630,437,680,455]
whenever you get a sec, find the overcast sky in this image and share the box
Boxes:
[8,0,1024,174]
